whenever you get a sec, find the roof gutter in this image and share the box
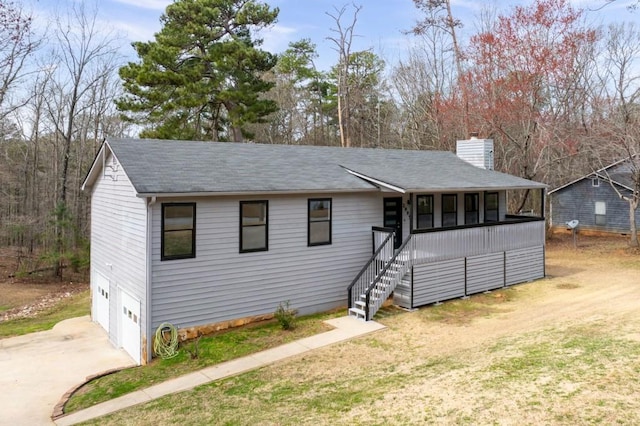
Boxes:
[134,185,548,199]
[134,187,381,198]
[341,168,406,194]
[407,185,547,192]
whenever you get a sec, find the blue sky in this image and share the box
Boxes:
[31,0,638,71]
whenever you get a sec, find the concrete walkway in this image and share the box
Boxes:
[0,316,134,426]
[55,316,385,425]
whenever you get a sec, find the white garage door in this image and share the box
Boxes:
[93,273,110,332]
[119,289,141,365]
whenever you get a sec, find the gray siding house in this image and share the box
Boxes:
[549,158,640,235]
[82,137,546,364]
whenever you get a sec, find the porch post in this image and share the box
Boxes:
[409,192,414,233]
[540,188,546,218]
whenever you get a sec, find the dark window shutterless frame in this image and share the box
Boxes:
[240,200,268,253]
[442,194,457,227]
[465,193,479,225]
[308,198,332,246]
[485,192,499,222]
[161,203,196,260]
[416,194,434,229]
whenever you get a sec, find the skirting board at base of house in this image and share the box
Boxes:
[549,226,630,237]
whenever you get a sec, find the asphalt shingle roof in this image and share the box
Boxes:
[549,156,639,194]
[99,138,545,195]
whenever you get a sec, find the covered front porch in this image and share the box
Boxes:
[349,209,546,320]
[345,137,547,320]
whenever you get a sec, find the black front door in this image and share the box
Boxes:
[383,197,403,249]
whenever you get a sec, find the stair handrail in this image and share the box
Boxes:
[347,230,395,309]
[363,234,414,320]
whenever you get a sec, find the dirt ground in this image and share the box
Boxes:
[379,232,640,355]
[268,232,640,425]
[0,248,88,322]
[334,233,640,424]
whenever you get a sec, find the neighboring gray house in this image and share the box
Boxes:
[549,158,640,235]
[82,137,546,364]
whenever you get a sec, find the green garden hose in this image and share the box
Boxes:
[153,322,179,359]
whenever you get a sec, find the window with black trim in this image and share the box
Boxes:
[162,203,196,260]
[416,195,434,229]
[240,201,268,252]
[442,194,457,227]
[308,198,331,246]
[485,192,499,222]
[464,193,479,225]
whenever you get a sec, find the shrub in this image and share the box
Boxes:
[274,301,298,330]
[183,336,202,359]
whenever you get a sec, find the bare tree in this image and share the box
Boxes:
[326,3,362,148]
[0,0,41,122]
[591,22,640,246]
[410,0,467,136]
[50,3,120,204]
[40,3,122,277]
[461,0,597,213]
[593,0,640,11]
[254,39,326,145]
[391,27,457,150]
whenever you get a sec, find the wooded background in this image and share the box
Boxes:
[1,0,639,276]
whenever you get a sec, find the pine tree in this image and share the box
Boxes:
[117,0,279,141]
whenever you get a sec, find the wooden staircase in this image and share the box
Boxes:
[348,258,409,320]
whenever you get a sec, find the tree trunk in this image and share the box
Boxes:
[444,0,468,137]
[231,125,243,142]
[337,74,347,148]
[629,199,639,247]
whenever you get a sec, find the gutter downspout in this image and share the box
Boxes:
[145,196,156,364]
[409,192,414,234]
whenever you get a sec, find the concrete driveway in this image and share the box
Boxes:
[0,316,135,425]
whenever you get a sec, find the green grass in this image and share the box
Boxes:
[84,364,413,425]
[77,336,468,425]
[0,290,90,338]
[64,309,342,414]
[76,313,640,425]
[72,240,640,425]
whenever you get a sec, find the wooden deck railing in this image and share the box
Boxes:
[371,226,395,254]
[409,217,545,264]
[348,217,545,320]
[361,235,413,319]
[347,229,395,311]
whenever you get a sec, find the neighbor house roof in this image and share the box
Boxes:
[82,138,546,197]
[548,156,638,195]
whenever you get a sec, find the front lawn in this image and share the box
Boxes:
[73,235,640,425]
[64,309,342,414]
